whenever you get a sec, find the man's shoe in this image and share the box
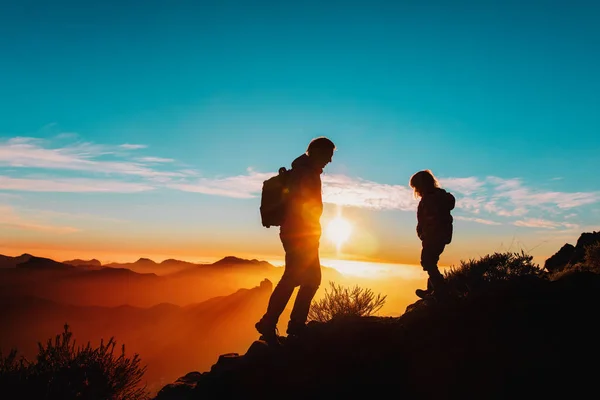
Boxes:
[286,322,307,337]
[415,288,433,299]
[255,320,282,346]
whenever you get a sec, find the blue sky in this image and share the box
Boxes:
[0,0,598,268]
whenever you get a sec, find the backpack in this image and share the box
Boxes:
[260,167,291,228]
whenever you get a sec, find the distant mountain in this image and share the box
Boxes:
[0,253,285,308]
[16,256,76,271]
[105,256,275,275]
[63,258,102,269]
[0,252,345,310]
[163,257,276,279]
[104,257,201,275]
[0,279,274,396]
[0,253,32,268]
[84,267,158,279]
[212,256,273,269]
[104,257,157,268]
[160,259,200,268]
[1,253,280,275]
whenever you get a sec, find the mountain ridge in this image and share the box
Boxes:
[0,253,278,273]
[63,258,102,268]
[154,269,600,399]
[154,231,600,399]
[0,253,291,308]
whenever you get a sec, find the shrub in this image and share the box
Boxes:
[584,242,600,270]
[445,251,547,296]
[0,324,148,400]
[308,282,387,323]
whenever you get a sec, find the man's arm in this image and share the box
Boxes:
[293,170,322,223]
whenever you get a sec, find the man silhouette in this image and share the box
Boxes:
[255,137,336,345]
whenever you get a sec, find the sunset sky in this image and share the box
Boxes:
[1,1,598,270]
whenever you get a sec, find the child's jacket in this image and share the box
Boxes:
[417,188,455,244]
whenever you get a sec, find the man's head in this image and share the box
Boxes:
[306,137,335,169]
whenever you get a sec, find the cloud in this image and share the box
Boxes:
[119,143,147,150]
[440,177,485,195]
[0,138,184,179]
[531,223,596,242]
[486,177,599,209]
[137,156,174,163]
[167,170,419,210]
[482,201,528,217]
[322,174,415,211]
[1,136,597,232]
[455,196,486,214]
[0,192,21,200]
[178,169,200,177]
[506,190,598,209]
[163,169,415,211]
[0,176,154,193]
[20,208,127,224]
[166,170,271,199]
[455,216,502,225]
[513,218,580,230]
[164,168,599,231]
[0,136,198,194]
[0,204,79,234]
[445,176,599,230]
[487,176,522,191]
[6,137,43,145]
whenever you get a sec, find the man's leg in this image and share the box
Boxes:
[288,239,321,335]
[259,277,295,327]
[256,239,300,342]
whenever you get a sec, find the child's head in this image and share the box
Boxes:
[409,169,440,198]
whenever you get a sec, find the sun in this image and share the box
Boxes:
[325,217,352,250]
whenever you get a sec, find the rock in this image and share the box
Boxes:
[570,231,600,265]
[154,371,204,399]
[544,231,600,272]
[544,243,575,272]
[210,353,243,375]
[259,279,273,291]
[244,340,270,360]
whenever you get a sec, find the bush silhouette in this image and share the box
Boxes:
[0,324,148,400]
[585,242,600,270]
[445,251,547,296]
[308,281,386,322]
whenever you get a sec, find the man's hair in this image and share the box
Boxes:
[306,137,336,154]
[409,169,440,199]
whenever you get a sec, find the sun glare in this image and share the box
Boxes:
[326,217,352,250]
